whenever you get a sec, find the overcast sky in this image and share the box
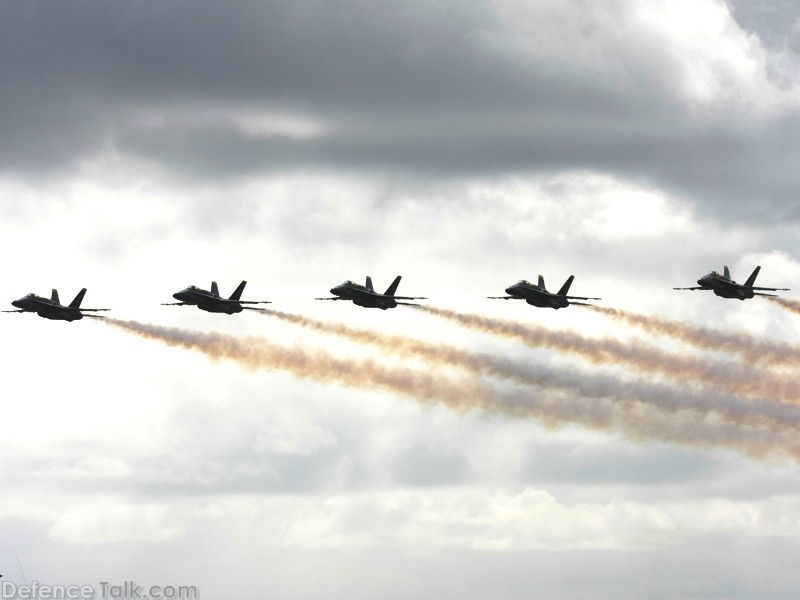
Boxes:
[3,1,800,598]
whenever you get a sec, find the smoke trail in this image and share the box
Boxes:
[263,309,800,433]
[590,305,800,369]
[415,306,800,404]
[769,297,800,318]
[104,318,800,462]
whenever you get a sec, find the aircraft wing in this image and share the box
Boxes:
[161,302,188,306]
[487,296,523,300]
[79,308,111,312]
[672,287,710,291]
[315,297,348,300]
[2,309,26,313]
[749,286,790,292]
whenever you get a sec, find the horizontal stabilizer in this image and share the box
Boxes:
[564,296,601,301]
[238,300,272,304]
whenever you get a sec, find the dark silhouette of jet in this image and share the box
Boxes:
[4,289,109,321]
[163,281,271,314]
[489,275,600,309]
[316,276,426,309]
[674,265,789,300]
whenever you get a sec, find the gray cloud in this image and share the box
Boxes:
[5,0,800,222]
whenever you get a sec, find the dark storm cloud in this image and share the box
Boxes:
[4,0,800,220]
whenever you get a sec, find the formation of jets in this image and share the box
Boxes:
[2,265,793,321]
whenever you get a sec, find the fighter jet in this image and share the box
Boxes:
[3,289,110,321]
[674,265,789,300]
[488,275,600,309]
[162,281,271,314]
[316,276,426,309]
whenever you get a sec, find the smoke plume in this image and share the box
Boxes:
[263,309,800,433]
[102,318,800,463]
[415,306,800,404]
[591,305,800,369]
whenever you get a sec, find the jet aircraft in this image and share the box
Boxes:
[163,281,271,314]
[674,265,789,299]
[3,289,109,321]
[316,276,426,309]
[488,275,600,309]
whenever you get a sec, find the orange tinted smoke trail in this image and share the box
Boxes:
[590,305,800,369]
[415,306,800,404]
[263,309,800,433]
[769,297,800,318]
[104,318,800,462]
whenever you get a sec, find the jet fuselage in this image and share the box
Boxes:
[11,295,84,321]
[329,282,398,310]
[696,273,755,300]
[504,282,570,309]
[172,287,244,314]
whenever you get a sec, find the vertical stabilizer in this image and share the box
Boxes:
[557,275,575,296]
[229,281,247,300]
[69,288,86,308]
[365,276,375,292]
[538,275,546,289]
[723,266,731,279]
[211,281,220,297]
[384,276,402,296]
[744,266,761,287]
[51,289,60,304]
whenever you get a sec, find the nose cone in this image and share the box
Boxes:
[11,299,23,309]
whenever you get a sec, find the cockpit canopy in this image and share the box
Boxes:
[707,271,720,277]
[516,280,532,286]
[342,280,355,286]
